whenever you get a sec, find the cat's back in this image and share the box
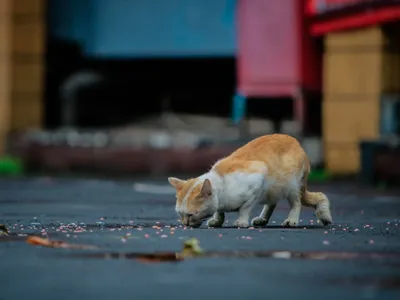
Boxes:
[213,134,308,178]
[231,134,305,161]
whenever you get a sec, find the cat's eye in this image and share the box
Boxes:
[187,214,193,218]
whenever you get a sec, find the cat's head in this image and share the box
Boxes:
[168,176,217,228]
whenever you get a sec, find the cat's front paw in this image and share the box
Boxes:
[206,218,224,228]
[233,219,249,228]
[251,217,269,227]
[281,218,299,227]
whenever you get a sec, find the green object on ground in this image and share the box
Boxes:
[308,169,332,182]
[0,155,24,176]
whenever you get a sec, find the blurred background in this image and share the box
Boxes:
[0,0,400,186]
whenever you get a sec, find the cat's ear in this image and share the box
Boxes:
[200,179,212,198]
[168,177,186,191]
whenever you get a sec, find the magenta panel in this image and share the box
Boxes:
[237,0,302,97]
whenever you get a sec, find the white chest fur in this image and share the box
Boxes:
[214,171,270,212]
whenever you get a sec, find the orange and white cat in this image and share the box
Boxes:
[168,134,332,228]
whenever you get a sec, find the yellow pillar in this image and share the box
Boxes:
[0,0,45,155]
[0,0,12,154]
[323,26,400,174]
[11,0,45,131]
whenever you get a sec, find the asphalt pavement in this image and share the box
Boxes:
[0,176,400,300]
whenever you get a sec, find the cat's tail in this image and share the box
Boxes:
[299,157,332,225]
[301,190,333,226]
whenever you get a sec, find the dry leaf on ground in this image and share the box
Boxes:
[26,236,98,250]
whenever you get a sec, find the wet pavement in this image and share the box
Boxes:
[0,176,400,300]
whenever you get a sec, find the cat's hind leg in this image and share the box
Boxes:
[281,190,301,227]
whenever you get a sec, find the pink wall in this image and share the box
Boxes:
[236,0,321,97]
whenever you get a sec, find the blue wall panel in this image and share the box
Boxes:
[49,0,237,58]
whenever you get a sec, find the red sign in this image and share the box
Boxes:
[306,0,388,15]
[307,0,400,35]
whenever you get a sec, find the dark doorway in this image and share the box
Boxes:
[45,38,236,129]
